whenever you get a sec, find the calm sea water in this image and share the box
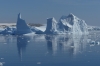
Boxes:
[0,32,100,66]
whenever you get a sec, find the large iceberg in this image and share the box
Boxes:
[58,13,88,34]
[0,13,43,35]
[45,13,88,34]
[16,13,33,35]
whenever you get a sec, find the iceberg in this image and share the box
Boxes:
[45,17,58,34]
[0,13,89,35]
[16,13,33,35]
[45,13,89,34]
[58,13,88,34]
[0,26,16,35]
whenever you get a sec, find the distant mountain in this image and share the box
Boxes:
[88,25,100,31]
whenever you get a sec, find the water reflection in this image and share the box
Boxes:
[45,34,88,56]
[16,34,88,57]
[1,33,100,66]
[17,35,32,61]
[0,35,15,43]
[15,33,100,60]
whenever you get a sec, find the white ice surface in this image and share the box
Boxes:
[35,24,46,32]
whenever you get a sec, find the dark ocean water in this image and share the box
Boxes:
[0,33,100,66]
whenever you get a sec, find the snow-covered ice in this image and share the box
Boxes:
[0,13,99,35]
[44,13,89,34]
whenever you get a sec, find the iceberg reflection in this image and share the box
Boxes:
[45,34,88,56]
[17,35,32,61]
[15,32,100,60]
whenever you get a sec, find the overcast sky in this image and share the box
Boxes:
[0,0,100,26]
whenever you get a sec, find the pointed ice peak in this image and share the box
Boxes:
[60,13,76,20]
[16,13,32,35]
[69,13,74,16]
[18,13,21,19]
[68,13,75,18]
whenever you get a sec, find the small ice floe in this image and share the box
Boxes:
[0,63,3,66]
[37,62,41,64]
[27,41,30,42]
[1,58,4,60]
[0,62,5,66]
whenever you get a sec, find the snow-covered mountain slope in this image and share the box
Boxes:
[16,13,33,35]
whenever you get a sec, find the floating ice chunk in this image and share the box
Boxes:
[27,41,30,42]
[0,62,4,66]
[0,27,16,35]
[1,58,4,60]
[37,62,41,64]
[70,46,75,48]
